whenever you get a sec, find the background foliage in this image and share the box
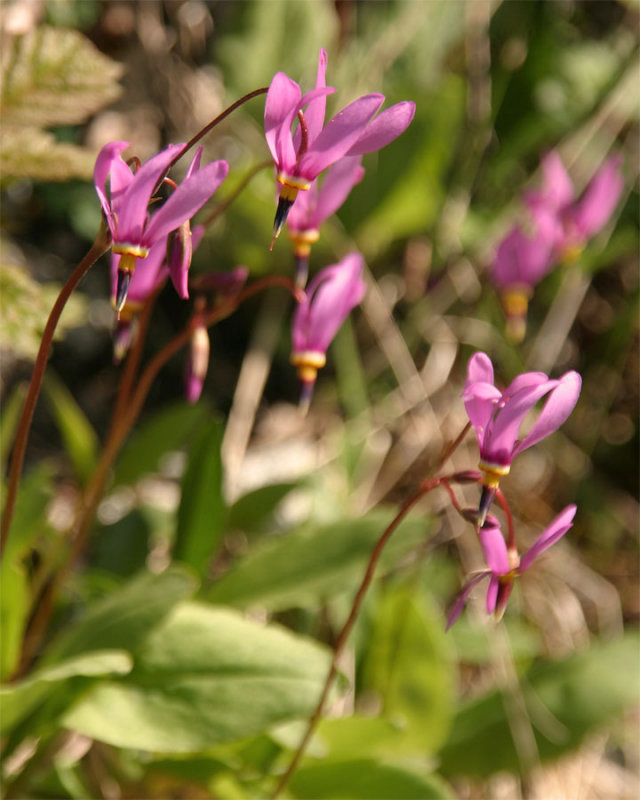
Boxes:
[1,1,638,799]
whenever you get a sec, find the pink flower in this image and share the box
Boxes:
[291,252,366,387]
[463,352,581,523]
[446,505,576,628]
[94,142,228,310]
[265,48,415,239]
[490,209,558,342]
[525,150,623,262]
[287,156,365,257]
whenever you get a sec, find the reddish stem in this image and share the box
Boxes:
[1,229,111,558]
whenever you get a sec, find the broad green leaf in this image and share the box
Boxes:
[0,650,131,733]
[0,560,28,680]
[1,26,123,127]
[439,633,640,777]
[63,602,331,752]
[174,420,225,576]
[90,510,151,578]
[112,401,211,487]
[289,759,455,800]
[0,381,27,472]
[226,482,299,535]
[44,373,99,486]
[361,587,455,752]
[207,511,432,611]
[45,567,197,663]
[0,261,87,360]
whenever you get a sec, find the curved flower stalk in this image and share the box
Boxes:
[291,252,366,409]
[525,150,624,263]
[446,505,577,627]
[265,48,415,241]
[490,209,558,343]
[94,141,228,311]
[463,352,581,524]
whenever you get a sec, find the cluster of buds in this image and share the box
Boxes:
[491,150,623,342]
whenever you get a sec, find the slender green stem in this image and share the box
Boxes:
[0,229,111,559]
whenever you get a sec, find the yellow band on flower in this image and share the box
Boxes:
[501,287,530,317]
[559,243,582,265]
[112,242,150,260]
[479,460,511,489]
[288,228,320,257]
[290,350,326,383]
[277,173,311,203]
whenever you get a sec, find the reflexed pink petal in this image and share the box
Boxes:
[445,572,490,630]
[303,48,328,144]
[519,504,577,571]
[292,253,366,353]
[485,379,559,464]
[502,370,549,400]
[294,86,336,152]
[466,352,494,388]
[265,73,301,172]
[287,181,318,231]
[167,221,192,299]
[346,101,416,156]
[297,94,384,179]
[143,160,228,245]
[491,222,555,290]
[462,382,502,444]
[479,521,510,575]
[94,141,131,231]
[185,146,203,179]
[116,144,184,244]
[572,156,624,239]
[513,370,581,456]
[311,156,365,227]
[539,150,574,209]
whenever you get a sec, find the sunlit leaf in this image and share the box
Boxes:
[63,602,331,752]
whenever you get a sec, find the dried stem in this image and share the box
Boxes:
[1,228,111,558]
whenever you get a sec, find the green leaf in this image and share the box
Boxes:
[207,511,432,611]
[44,373,99,486]
[112,401,211,487]
[45,567,197,663]
[91,510,151,578]
[0,560,28,680]
[173,420,225,576]
[439,633,640,777]
[1,26,123,127]
[63,602,331,752]
[226,482,299,535]
[360,587,456,752]
[289,759,455,800]
[0,650,132,734]
[3,462,54,561]
[0,126,96,182]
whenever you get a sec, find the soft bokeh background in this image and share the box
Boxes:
[1,1,638,798]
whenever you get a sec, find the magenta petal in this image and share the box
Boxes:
[491,222,555,291]
[466,352,494,388]
[94,141,131,230]
[346,101,416,156]
[265,73,301,172]
[303,48,329,144]
[485,379,559,463]
[572,157,624,239]
[111,237,169,306]
[463,382,502,444]
[167,222,192,299]
[311,156,365,226]
[513,371,581,456]
[116,144,184,244]
[479,521,510,575]
[297,94,384,179]
[445,572,490,630]
[502,371,549,401]
[143,160,228,245]
[185,146,203,179]
[519,505,576,571]
[540,150,574,209]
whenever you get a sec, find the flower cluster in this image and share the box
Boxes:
[490,150,623,341]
